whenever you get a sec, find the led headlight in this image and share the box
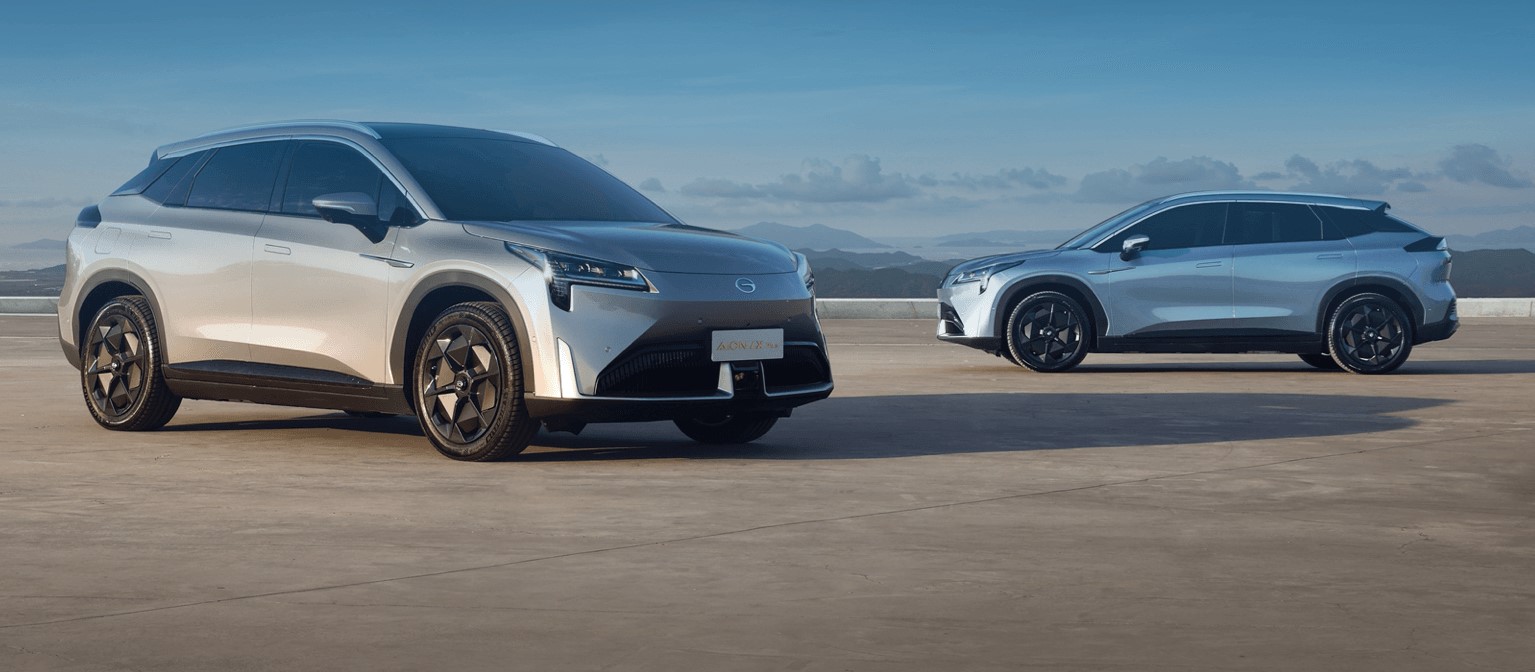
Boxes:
[506,243,652,311]
[947,259,1023,291]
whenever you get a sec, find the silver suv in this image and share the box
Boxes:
[938,192,1457,374]
[59,121,832,460]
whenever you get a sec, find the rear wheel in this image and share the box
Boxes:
[1298,353,1340,370]
[674,413,778,444]
[80,296,181,431]
[1327,293,1414,374]
[412,302,537,461]
[1004,291,1090,372]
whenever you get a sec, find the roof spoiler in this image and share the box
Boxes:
[1374,202,1390,213]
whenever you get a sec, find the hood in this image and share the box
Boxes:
[462,220,797,274]
[945,249,1062,276]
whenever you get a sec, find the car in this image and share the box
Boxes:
[937,192,1457,374]
[58,120,832,460]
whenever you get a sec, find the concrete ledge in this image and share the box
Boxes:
[816,298,938,319]
[0,297,57,314]
[5,296,1532,318]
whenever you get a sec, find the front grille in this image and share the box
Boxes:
[939,302,964,335]
[762,345,831,392]
[595,345,718,397]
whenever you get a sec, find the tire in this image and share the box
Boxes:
[411,302,537,461]
[1298,353,1341,370]
[1327,293,1414,374]
[80,296,181,431]
[674,413,779,444]
[343,410,397,419]
[1004,291,1091,372]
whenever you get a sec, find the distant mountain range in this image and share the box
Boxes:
[1446,225,1535,252]
[731,222,888,250]
[12,238,66,251]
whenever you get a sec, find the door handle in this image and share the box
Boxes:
[263,244,291,255]
[1316,253,1344,260]
[1195,261,1223,268]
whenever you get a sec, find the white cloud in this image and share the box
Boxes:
[679,155,918,203]
[638,177,665,192]
[1284,155,1420,195]
[1074,156,1253,203]
[1438,144,1532,189]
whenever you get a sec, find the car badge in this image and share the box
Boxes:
[735,278,757,294]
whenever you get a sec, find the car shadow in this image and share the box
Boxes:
[1068,359,1535,375]
[164,391,1449,461]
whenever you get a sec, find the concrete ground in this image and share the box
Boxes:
[1,315,1531,671]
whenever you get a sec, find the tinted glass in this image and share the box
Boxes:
[111,156,177,196]
[282,142,385,216]
[1315,206,1421,238]
[1225,202,1322,245]
[1104,203,1227,251]
[1058,201,1159,249]
[139,152,205,205]
[186,142,286,211]
[383,137,676,223]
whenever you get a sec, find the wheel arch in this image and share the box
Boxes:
[68,270,166,370]
[391,272,537,406]
[1317,276,1425,338]
[992,275,1107,347]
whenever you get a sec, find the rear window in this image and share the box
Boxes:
[1314,206,1421,238]
[185,142,286,212]
[382,137,675,223]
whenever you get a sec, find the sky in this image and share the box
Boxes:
[2,0,1533,256]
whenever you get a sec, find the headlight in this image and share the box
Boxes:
[948,259,1022,291]
[795,252,815,295]
[506,243,651,311]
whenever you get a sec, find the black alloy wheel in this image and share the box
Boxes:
[1328,293,1414,374]
[413,302,536,461]
[81,296,181,430]
[1005,291,1091,372]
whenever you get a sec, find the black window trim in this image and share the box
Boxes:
[270,137,425,224]
[1089,201,1234,252]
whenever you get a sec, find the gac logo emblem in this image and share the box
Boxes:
[735,278,756,294]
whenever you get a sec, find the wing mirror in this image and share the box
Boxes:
[1120,234,1150,261]
[313,192,387,243]
[312,192,378,223]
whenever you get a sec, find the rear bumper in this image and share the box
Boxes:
[1416,301,1459,344]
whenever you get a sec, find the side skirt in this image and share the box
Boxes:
[1097,334,1326,354]
[163,361,411,415]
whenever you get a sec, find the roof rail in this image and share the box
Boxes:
[192,119,381,140]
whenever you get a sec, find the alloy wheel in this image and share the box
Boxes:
[84,315,146,417]
[1336,302,1407,368]
[420,324,502,449]
[1016,300,1083,367]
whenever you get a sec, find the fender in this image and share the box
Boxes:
[390,271,537,396]
[66,269,167,370]
[991,273,1109,343]
[1315,275,1426,334]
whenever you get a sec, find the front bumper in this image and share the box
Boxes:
[525,358,833,425]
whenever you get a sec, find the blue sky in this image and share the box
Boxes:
[2,0,1532,253]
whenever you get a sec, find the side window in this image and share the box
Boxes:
[1315,206,1419,238]
[111,155,177,196]
[281,142,386,217]
[1104,203,1226,252]
[139,152,207,205]
[1226,202,1323,245]
[185,142,286,212]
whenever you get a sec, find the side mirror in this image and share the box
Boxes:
[312,192,378,224]
[1120,234,1150,261]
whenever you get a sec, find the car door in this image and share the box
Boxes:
[1096,202,1232,337]
[130,141,285,365]
[1228,202,1356,334]
[249,140,412,383]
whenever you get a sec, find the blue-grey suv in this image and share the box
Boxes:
[937,192,1457,374]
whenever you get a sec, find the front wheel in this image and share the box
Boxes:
[1004,291,1091,372]
[412,302,537,461]
[1327,293,1414,374]
[674,413,778,444]
[80,296,181,431]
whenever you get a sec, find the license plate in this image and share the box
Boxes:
[710,329,785,362]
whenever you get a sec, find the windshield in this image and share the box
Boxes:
[1055,200,1159,250]
[383,137,677,223]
